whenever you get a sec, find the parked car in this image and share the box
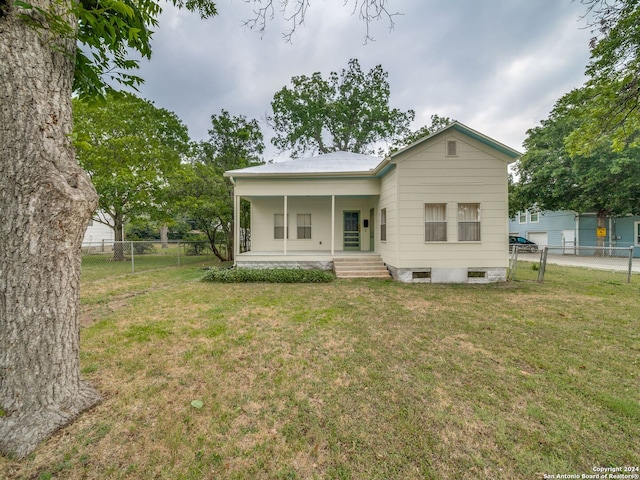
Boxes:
[509,235,538,253]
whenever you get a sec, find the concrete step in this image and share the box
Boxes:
[333,255,391,279]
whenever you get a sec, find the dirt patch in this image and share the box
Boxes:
[80,291,146,327]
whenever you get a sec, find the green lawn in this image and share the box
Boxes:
[3,263,639,479]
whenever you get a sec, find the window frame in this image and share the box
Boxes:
[424,203,447,242]
[296,213,311,240]
[517,211,526,224]
[457,203,481,242]
[274,213,288,240]
[380,208,387,242]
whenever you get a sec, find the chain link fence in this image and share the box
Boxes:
[509,245,636,283]
[81,241,223,280]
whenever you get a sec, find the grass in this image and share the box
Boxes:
[2,263,639,479]
[80,244,218,283]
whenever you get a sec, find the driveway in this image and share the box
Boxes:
[516,251,640,273]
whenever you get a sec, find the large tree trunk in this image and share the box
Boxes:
[112,212,126,261]
[160,224,169,248]
[0,0,102,459]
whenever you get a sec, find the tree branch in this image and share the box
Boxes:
[243,0,401,43]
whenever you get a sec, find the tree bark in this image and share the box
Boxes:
[160,224,169,248]
[0,0,102,458]
[112,212,125,261]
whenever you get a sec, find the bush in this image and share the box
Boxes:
[132,241,155,255]
[202,267,334,283]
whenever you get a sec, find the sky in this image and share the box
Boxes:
[131,0,596,160]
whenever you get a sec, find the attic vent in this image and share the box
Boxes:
[446,140,457,156]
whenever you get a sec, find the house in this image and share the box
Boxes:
[82,210,115,249]
[510,210,640,257]
[509,210,577,249]
[224,122,521,283]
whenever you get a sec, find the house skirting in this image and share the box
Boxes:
[386,265,507,284]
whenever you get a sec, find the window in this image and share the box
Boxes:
[380,208,387,242]
[274,214,288,239]
[425,203,447,241]
[446,139,457,156]
[517,211,526,224]
[529,211,539,223]
[297,214,311,239]
[458,203,480,241]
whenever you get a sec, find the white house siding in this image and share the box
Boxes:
[385,132,511,277]
[246,193,379,253]
[377,166,398,267]
[82,211,114,246]
[234,177,379,197]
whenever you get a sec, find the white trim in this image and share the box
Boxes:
[331,195,335,255]
[283,196,288,255]
[234,195,240,262]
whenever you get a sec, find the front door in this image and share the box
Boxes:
[369,208,375,251]
[343,211,360,250]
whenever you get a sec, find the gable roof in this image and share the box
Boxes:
[225,122,521,180]
[389,120,519,161]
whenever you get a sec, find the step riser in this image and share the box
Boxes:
[333,255,390,279]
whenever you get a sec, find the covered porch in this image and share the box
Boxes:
[232,193,380,263]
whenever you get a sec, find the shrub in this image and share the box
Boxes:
[132,241,155,255]
[202,267,334,283]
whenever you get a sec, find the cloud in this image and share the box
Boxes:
[131,0,594,156]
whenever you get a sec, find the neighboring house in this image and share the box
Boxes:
[509,210,640,257]
[509,210,577,250]
[224,122,521,283]
[82,210,115,248]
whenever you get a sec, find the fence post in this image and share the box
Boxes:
[537,247,548,283]
[131,241,135,273]
[177,240,180,266]
[508,246,518,281]
[628,246,634,284]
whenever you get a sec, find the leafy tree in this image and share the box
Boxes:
[565,0,640,154]
[511,100,640,246]
[269,58,414,157]
[170,111,264,261]
[74,92,190,260]
[0,0,398,458]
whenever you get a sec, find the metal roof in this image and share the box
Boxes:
[224,151,382,177]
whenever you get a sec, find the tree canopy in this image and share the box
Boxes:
[269,58,414,157]
[563,0,640,155]
[170,110,264,261]
[511,98,640,218]
[73,92,191,257]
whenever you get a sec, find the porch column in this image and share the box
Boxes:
[284,195,288,255]
[331,195,335,255]
[234,194,240,262]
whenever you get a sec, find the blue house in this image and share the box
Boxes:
[509,210,640,257]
